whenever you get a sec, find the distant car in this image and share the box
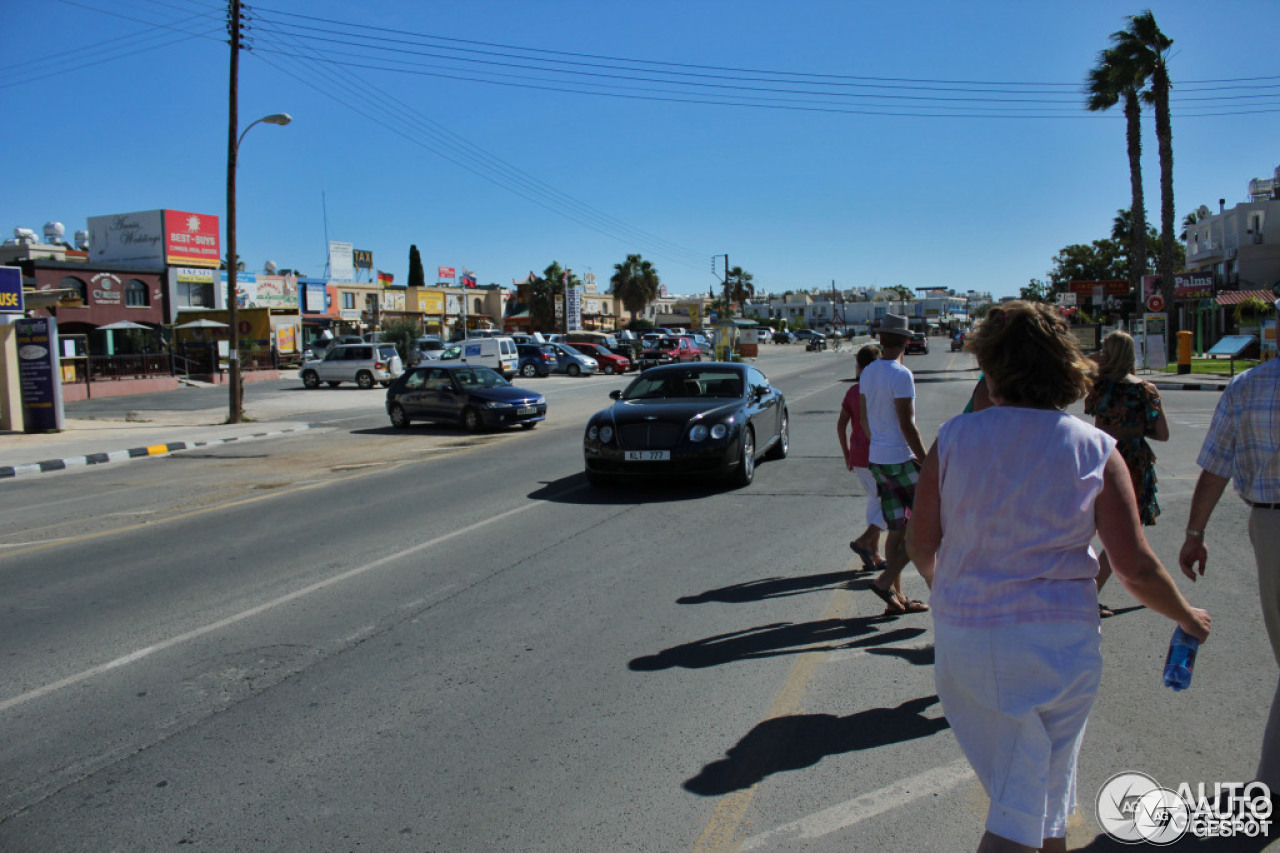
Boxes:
[792,329,822,341]
[408,335,447,366]
[386,364,546,432]
[542,341,600,376]
[582,362,789,488]
[773,330,795,344]
[805,334,828,351]
[568,341,631,374]
[516,343,555,377]
[906,331,930,354]
[637,336,702,370]
[755,327,773,343]
[300,342,403,389]
[686,334,714,358]
[950,332,967,352]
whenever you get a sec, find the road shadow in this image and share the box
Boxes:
[679,569,869,604]
[683,695,949,795]
[866,644,935,666]
[528,472,728,506]
[629,619,926,671]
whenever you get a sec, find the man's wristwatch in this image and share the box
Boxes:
[1185,528,1206,539]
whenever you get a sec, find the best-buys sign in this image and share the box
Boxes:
[87,209,220,269]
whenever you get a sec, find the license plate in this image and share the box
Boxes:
[516,406,536,415]
[625,450,670,461]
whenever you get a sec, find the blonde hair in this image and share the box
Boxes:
[967,301,1095,409]
[1097,330,1136,379]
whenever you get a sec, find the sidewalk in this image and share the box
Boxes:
[0,379,325,480]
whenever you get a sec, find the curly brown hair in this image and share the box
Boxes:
[966,301,1095,409]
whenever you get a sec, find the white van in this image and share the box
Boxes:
[435,336,519,379]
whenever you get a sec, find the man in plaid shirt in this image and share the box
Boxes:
[1180,345,1280,803]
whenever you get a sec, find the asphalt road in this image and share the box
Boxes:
[0,344,1273,851]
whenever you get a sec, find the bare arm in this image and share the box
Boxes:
[1177,469,1230,582]
[836,407,853,471]
[1149,396,1171,442]
[895,396,928,461]
[905,441,940,587]
[1096,449,1211,640]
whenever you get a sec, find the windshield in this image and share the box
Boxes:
[455,368,510,389]
[623,368,744,400]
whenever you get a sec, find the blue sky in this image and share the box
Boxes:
[4,0,1278,299]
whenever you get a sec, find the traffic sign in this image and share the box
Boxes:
[1146,294,1165,312]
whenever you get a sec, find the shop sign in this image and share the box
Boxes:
[418,291,444,314]
[1174,273,1215,300]
[0,266,23,313]
[249,275,298,309]
[1069,280,1129,297]
[88,210,165,268]
[15,317,65,433]
[91,272,124,305]
[164,210,220,266]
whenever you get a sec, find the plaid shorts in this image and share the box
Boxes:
[869,460,921,531]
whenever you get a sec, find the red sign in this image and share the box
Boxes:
[164,210,221,267]
[1069,280,1129,297]
[1146,295,1165,312]
[438,266,455,280]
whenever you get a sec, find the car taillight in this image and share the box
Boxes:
[374,361,386,369]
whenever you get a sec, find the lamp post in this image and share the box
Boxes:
[225,112,291,423]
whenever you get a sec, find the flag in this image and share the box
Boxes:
[377,270,394,286]
[461,268,477,288]
[438,266,455,280]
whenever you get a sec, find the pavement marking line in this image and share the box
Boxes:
[690,585,852,853]
[737,759,975,850]
[0,492,576,714]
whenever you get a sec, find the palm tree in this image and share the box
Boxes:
[1180,210,1200,242]
[609,253,660,323]
[1113,11,1175,341]
[1087,46,1148,300]
[726,266,754,316]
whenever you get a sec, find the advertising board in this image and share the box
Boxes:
[15,317,65,433]
[88,210,220,269]
[0,266,23,314]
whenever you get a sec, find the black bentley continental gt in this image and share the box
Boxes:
[582,362,788,488]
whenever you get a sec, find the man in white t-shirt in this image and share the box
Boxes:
[859,314,931,615]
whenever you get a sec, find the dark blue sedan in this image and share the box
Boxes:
[386,364,546,432]
[582,362,788,488]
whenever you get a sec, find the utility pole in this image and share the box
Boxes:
[226,0,242,423]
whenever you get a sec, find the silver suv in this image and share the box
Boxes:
[300,343,404,389]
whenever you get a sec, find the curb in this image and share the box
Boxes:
[0,425,313,480]
[1150,382,1228,392]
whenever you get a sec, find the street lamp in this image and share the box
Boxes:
[226,112,291,423]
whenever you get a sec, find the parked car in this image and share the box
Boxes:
[772,330,795,344]
[906,331,930,354]
[567,341,631,374]
[433,336,520,378]
[300,342,404,389]
[792,329,822,341]
[303,334,361,361]
[582,362,789,488]
[636,336,702,370]
[408,335,446,366]
[755,327,774,344]
[541,341,600,376]
[516,343,556,377]
[386,364,546,432]
[686,334,714,358]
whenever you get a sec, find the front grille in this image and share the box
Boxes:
[619,422,682,448]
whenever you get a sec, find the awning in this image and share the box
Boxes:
[1215,289,1275,306]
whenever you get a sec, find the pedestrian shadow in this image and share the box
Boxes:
[678,569,867,604]
[683,695,949,796]
[629,620,925,671]
[866,644,935,666]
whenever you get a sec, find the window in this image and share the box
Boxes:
[178,279,213,306]
[474,297,484,314]
[342,292,356,310]
[125,279,149,307]
[59,276,87,302]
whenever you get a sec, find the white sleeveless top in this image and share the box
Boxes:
[931,406,1116,628]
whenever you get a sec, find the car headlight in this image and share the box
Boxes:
[690,424,708,442]
[599,425,613,443]
[711,423,728,439]
[484,400,512,409]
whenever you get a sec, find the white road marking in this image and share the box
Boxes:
[739,759,975,849]
[0,495,565,714]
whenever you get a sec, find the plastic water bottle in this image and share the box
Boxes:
[1163,626,1200,691]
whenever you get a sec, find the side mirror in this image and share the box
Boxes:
[609,389,623,400]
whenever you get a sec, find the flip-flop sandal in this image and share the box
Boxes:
[849,541,876,570]
[869,582,907,614]
[901,599,930,613]
[1099,604,1115,618]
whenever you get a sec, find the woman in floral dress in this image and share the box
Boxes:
[1085,331,1170,615]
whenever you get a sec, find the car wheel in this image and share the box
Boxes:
[462,407,483,432]
[521,421,537,430]
[603,364,616,375]
[766,409,789,460]
[521,363,537,377]
[567,363,581,377]
[730,426,756,487]
[327,381,342,387]
[586,470,613,488]
[302,370,320,389]
[389,403,410,429]
[356,371,375,390]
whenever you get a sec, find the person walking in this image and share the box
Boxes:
[859,314,930,615]
[1085,330,1170,617]
[838,343,887,573]
[1179,348,1280,805]
[907,301,1210,853]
